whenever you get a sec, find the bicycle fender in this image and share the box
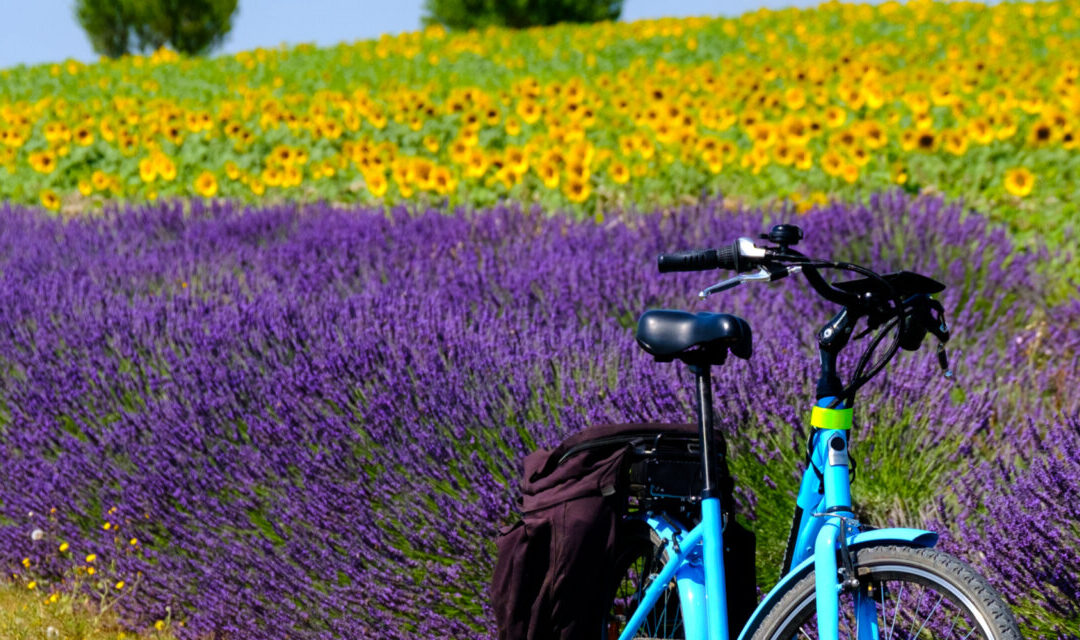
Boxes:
[735,527,938,640]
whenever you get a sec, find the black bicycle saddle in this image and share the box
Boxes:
[636,310,753,366]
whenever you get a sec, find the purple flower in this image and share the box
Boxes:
[0,192,1074,638]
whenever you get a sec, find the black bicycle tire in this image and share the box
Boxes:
[745,544,1022,640]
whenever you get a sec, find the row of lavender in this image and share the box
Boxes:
[0,193,1075,638]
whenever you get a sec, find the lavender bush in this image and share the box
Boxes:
[939,411,1080,637]
[0,191,1076,638]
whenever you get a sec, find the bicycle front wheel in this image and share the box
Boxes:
[746,544,1022,640]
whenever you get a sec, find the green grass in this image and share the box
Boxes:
[0,580,181,640]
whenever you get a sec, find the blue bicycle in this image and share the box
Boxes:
[601,224,1021,640]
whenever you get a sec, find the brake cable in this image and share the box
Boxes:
[773,255,908,407]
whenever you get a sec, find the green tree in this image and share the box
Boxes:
[75,0,239,58]
[422,0,622,30]
[75,0,133,58]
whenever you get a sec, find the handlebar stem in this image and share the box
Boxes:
[816,309,856,400]
[818,308,856,354]
[816,350,844,401]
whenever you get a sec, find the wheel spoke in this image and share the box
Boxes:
[943,610,961,638]
[843,603,856,639]
[879,583,888,640]
[888,583,904,640]
[606,533,684,639]
[909,593,944,640]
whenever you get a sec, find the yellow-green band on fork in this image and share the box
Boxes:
[810,405,854,430]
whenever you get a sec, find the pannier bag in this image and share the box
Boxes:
[491,423,756,640]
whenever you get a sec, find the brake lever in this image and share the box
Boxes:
[925,300,953,379]
[698,264,802,299]
[698,274,748,298]
[936,344,953,379]
[925,299,950,342]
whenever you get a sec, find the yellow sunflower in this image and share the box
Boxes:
[1027,120,1055,146]
[943,131,969,156]
[432,167,456,195]
[564,177,591,203]
[821,150,844,177]
[701,150,723,175]
[156,154,178,182]
[72,125,94,147]
[29,150,57,174]
[139,157,158,183]
[793,148,813,171]
[40,189,61,211]
[538,161,559,189]
[366,172,388,198]
[610,162,631,184]
[194,171,218,198]
[1003,167,1035,197]
[464,149,488,178]
[773,144,794,166]
[91,170,110,191]
[841,163,859,184]
[825,106,847,129]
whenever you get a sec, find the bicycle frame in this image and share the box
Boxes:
[616,398,940,640]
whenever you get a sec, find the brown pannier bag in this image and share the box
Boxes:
[491,423,756,640]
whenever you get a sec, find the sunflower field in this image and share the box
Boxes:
[2,1,1080,238]
[1,2,1079,640]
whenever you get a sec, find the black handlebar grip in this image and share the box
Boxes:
[657,249,720,273]
[657,244,742,273]
[715,244,739,271]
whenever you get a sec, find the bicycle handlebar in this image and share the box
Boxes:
[657,248,728,272]
[655,230,926,316]
[658,238,767,274]
[655,223,952,400]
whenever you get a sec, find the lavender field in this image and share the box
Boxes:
[0,192,1077,639]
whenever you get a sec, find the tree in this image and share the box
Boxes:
[75,0,133,58]
[75,0,239,58]
[422,0,622,30]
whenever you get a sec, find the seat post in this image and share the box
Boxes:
[688,363,720,500]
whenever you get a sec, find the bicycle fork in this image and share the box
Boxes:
[808,402,879,640]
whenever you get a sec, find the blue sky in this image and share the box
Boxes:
[0,0,824,69]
